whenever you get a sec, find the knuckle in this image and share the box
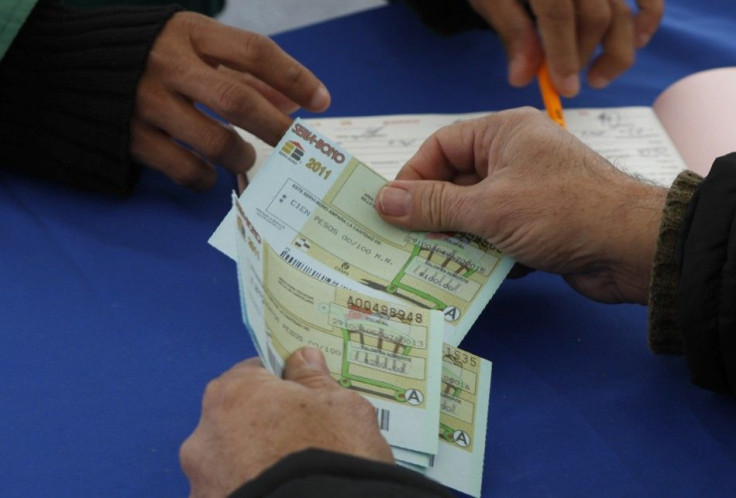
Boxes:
[340,390,378,422]
[202,378,224,408]
[212,80,250,116]
[356,401,380,426]
[615,1,634,18]
[646,2,664,23]
[581,8,612,31]
[536,2,574,23]
[283,64,308,90]
[172,10,200,29]
[144,46,168,74]
[173,165,213,190]
[515,106,544,121]
[618,50,635,69]
[198,127,240,163]
[604,47,635,73]
[238,32,272,62]
[179,435,201,478]
[171,11,211,43]
[504,107,548,134]
[179,437,194,466]
[422,182,448,227]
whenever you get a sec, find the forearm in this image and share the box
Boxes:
[0,0,180,195]
[598,174,668,305]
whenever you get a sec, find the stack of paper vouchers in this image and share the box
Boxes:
[209,118,515,496]
[210,96,702,494]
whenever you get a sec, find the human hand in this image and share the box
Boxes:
[375,108,667,304]
[467,0,664,96]
[132,12,331,190]
[180,347,393,497]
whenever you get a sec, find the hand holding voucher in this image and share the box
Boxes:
[375,108,668,304]
[180,348,392,497]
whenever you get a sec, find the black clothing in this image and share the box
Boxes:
[0,0,180,195]
[63,0,223,17]
[390,0,488,34]
[676,153,736,393]
[230,449,454,498]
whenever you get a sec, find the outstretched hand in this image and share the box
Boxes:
[132,12,331,190]
[375,108,667,304]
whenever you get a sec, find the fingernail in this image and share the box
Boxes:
[508,55,527,87]
[309,85,331,111]
[300,346,325,367]
[636,31,652,48]
[588,74,611,89]
[559,74,580,97]
[378,186,411,217]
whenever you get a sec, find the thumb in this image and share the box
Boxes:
[282,347,337,389]
[375,180,481,234]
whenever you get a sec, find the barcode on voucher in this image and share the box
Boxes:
[279,249,337,286]
[376,408,390,431]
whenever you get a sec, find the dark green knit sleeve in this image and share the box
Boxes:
[0,0,181,195]
[648,170,703,354]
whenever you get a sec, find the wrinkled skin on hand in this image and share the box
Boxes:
[180,347,393,497]
[375,108,668,304]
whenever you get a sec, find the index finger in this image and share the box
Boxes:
[530,0,580,96]
[218,357,269,381]
[190,16,330,112]
[469,0,542,87]
[633,0,664,47]
[395,117,494,183]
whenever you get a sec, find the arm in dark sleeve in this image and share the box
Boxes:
[62,0,223,17]
[388,0,489,34]
[0,0,180,195]
[229,449,455,498]
[675,153,736,393]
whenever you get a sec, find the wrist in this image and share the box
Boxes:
[598,175,668,304]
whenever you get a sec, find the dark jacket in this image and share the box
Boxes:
[230,449,454,497]
[0,0,180,195]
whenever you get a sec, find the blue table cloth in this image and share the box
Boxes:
[2,1,736,496]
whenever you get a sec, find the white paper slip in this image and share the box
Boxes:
[422,345,492,498]
[235,108,687,188]
[392,446,433,468]
[232,197,443,455]
[237,112,492,182]
[218,118,514,346]
[564,106,686,187]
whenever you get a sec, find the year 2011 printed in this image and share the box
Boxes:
[305,157,332,180]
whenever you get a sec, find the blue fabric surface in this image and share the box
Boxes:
[2,1,736,496]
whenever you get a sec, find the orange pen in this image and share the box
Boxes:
[537,62,567,129]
